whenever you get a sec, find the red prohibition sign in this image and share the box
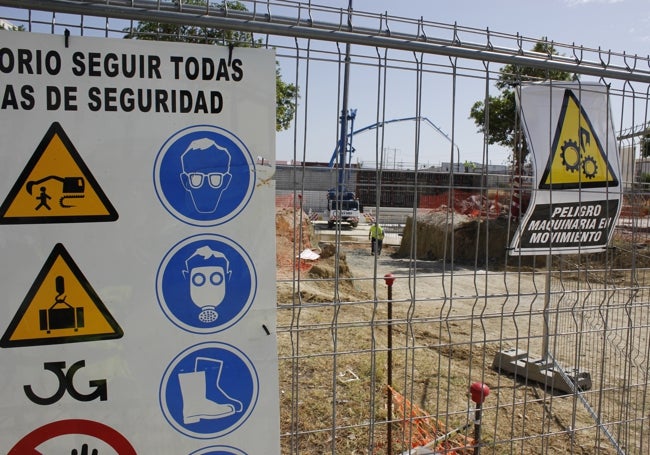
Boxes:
[9,419,137,455]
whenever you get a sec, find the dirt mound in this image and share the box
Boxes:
[308,255,351,279]
[397,211,511,264]
[276,208,368,303]
[420,189,512,217]
[275,207,315,279]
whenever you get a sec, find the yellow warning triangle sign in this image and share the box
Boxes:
[0,122,118,224]
[0,243,123,348]
[539,89,619,190]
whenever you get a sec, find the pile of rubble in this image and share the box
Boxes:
[397,211,511,264]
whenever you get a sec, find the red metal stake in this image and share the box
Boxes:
[469,382,490,455]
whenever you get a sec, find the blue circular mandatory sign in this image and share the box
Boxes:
[156,234,257,334]
[189,446,247,455]
[153,125,255,226]
[160,342,259,439]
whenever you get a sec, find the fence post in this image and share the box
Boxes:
[542,254,552,360]
[384,273,395,454]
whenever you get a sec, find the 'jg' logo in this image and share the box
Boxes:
[23,360,107,405]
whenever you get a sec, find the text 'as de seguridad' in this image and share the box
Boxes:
[0,47,247,113]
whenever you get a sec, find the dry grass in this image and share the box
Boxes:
[275,208,629,454]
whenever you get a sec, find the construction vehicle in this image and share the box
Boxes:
[326,111,461,228]
[327,109,361,229]
[326,188,360,228]
[26,175,85,208]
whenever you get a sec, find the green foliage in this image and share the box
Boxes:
[470,90,517,149]
[639,173,650,184]
[276,64,298,131]
[495,40,575,91]
[123,0,253,45]
[641,130,650,158]
[123,0,297,131]
[469,39,574,168]
[0,21,24,31]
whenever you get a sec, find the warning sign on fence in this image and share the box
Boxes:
[510,83,623,255]
[0,122,118,224]
[0,243,123,347]
[539,89,618,190]
[0,30,279,453]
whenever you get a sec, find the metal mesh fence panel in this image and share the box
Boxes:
[3,1,650,454]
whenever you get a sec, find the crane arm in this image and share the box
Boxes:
[328,116,460,167]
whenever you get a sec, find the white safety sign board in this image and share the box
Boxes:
[510,82,623,256]
[0,31,279,454]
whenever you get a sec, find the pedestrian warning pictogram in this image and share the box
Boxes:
[0,122,118,224]
[0,243,123,348]
[539,89,619,190]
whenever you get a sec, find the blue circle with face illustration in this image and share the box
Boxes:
[154,125,255,226]
[156,234,256,334]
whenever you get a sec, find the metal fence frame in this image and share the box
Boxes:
[3,1,650,454]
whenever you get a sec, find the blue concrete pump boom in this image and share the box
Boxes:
[327,108,360,228]
[328,116,461,168]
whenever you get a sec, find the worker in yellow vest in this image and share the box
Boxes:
[369,223,385,256]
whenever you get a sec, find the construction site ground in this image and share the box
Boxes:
[275,207,619,454]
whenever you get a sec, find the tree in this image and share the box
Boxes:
[123,0,297,131]
[469,39,574,171]
[641,129,650,158]
[0,21,24,31]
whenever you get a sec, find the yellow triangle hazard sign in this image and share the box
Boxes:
[0,243,123,348]
[539,89,619,190]
[0,122,118,224]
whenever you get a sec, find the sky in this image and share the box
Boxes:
[2,0,649,167]
[366,0,649,50]
[349,0,649,57]
[270,0,650,168]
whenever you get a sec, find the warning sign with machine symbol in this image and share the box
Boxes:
[0,122,118,224]
[0,243,123,347]
[39,275,85,333]
[538,89,619,190]
[510,83,623,255]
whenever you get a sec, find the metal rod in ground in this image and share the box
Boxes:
[384,273,395,455]
[469,382,490,455]
[473,402,483,455]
